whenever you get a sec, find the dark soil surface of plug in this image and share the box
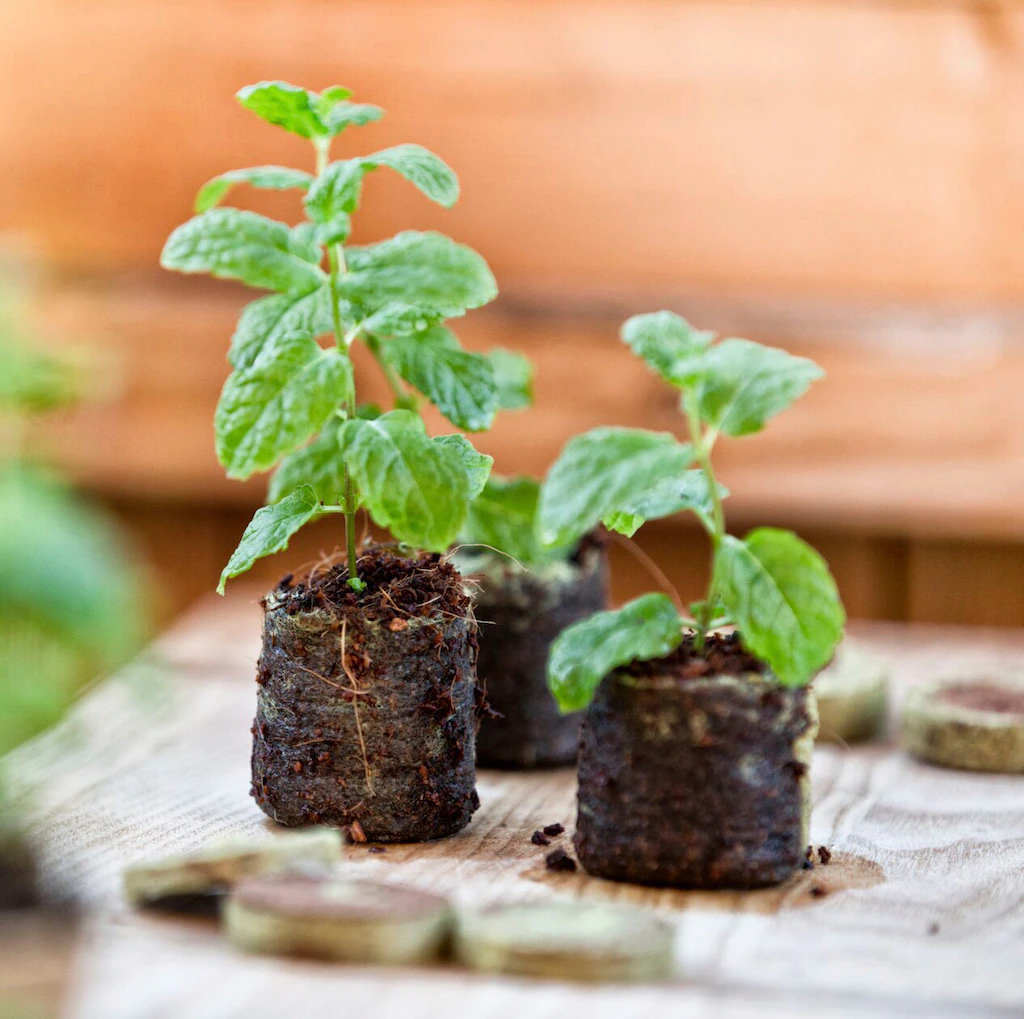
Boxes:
[251,546,480,843]
[574,633,817,889]
[0,835,39,910]
[471,535,608,768]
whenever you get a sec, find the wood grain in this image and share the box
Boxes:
[5,595,1024,1016]
[5,0,1024,301]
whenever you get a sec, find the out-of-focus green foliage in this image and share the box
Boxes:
[0,285,144,761]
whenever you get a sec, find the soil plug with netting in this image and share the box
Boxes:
[162,80,533,841]
[455,476,608,767]
[538,311,845,888]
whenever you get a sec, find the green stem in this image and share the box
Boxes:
[684,391,726,653]
[316,137,360,585]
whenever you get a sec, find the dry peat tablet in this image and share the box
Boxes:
[903,677,1024,772]
[455,901,675,983]
[814,641,889,744]
[224,874,452,964]
[123,828,343,907]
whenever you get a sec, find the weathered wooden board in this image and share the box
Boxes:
[5,0,1024,301]
[4,593,1024,1017]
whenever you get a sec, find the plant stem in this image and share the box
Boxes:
[684,391,726,652]
[316,138,360,585]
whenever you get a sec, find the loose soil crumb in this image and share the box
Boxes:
[368,846,386,855]
[936,682,1024,715]
[545,848,577,873]
[531,831,551,847]
[817,846,832,865]
[802,846,814,871]
[809,885,828,899]
[542,823,565,838]
[928,922,940,935]
[347,821,367,844]
[268,546,469,626]
[620,631,763,681]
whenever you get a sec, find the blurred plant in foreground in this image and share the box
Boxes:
[0,276,144,888]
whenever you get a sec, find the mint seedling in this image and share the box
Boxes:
[540,311,845,709]
[161,81,532,592]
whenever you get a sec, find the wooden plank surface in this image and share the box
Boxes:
[5,593,1024,1017]
[6,0,1024,301]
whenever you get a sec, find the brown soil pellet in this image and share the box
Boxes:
[545,848,577,873]
[531,831,551,847]
[817,846,832,865]
[542,823,565,838]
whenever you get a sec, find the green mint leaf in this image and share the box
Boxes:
[603,470,728,537]
[218,485,321,594]
[356,403,383,420]
[460,475,565,565]
[194,166,314,213]
[321,101,384,135]
[622,311,714,386]
[287,223,322,265]
[359,302,443,338]
[386,326,498,432]
[313,214,352,247]
[538,427,694,548]
[236,81,342,139]
[340,410,472,552]
[216,334,351,479]
[268,423,346,504]
[304,160,367,223]
[433,434,493,499]
[161,209,327,295]
[714,528,845,687]
[365,144,459,208]
[487,348,534,410]
[229,287,334,370]
[691,338,824,436]
[314,86,355,118]
[548,593,684,713]
[341,231,497,317]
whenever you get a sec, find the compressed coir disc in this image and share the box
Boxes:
[903,677,1024,773]
[123,828,342,907]
[455,901,675,983]
[814,641,889,744]
[224,874,452,964]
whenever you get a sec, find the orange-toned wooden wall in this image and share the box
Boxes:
[4,0,1024,629]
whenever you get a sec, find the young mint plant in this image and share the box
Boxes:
[539,311,845,710]
[160,82,532,593]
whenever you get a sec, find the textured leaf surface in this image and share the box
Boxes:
[365,144,459,207]
[229,288,334,370]
[692,338,823,436]
[215,335,351,479]
[538,428,694,547]
[161,209,327,295]
[621,311,713,386]
[341,231,497,317]
[236,81,342,139]
[218,486,321,593]
[387,327,498,431]
[321,100,384,135]
[547,594,683,713]
[715,528,845,687]
[460,475,564,566]
[268,423,347,504]
[360,303,442,339]
[194,166,314,213]
[433,434,493,499]
[340,410,472,551]
[603,470,727,537]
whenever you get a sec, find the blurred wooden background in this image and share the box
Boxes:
[4,0,1024,627]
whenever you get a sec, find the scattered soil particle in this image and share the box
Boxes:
[545,848,577,873]
[531,831,551,847]
[817,846,832,865]
[542,823,565,838]
[368,846,386,855]
[928,922,940,935]
[347,821,367,844]
[803,845,815,870]
[809,885,828,899]
[936,682,1024,715]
